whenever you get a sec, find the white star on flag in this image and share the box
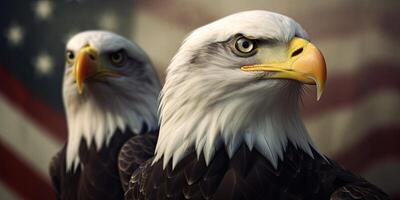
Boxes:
[33,0,54,20]
[6,24,24,46]
[34,53,54,76]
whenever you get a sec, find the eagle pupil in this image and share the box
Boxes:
[242,41,249,49]
[113,54,120,61]
[67,51,74,59]
[234,37,255,56]
[66,51,75,64]
[110,51,126,66]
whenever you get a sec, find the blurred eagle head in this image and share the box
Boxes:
[63,31,160,169]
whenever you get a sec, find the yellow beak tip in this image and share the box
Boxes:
[317,93,322,101]
[316,86,324,101]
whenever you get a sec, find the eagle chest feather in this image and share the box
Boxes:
[51,130,133,200]
[128,143,344,200]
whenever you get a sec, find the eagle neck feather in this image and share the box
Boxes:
[64,87,158,171]
[155,75,319,170]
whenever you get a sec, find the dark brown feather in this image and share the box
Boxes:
[126,142,389,200]
[49,129,157,200]
[118,134,158,191]
[49,148,63,199]
[329,161,390,200]
[330,184,389,200]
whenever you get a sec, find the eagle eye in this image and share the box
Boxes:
[110,50,127,66]
[233,36,257,57]
[66,50,75,64]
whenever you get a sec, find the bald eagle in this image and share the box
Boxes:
[124,11,389,199]
[49,31,160,199]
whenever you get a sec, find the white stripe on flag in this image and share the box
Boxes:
[0,93,62,180]
[0,180,21,200]
[320,28,399,75]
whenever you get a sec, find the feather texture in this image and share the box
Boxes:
[128,142,389,200]
[50,129,133,200]
[118,133,158,192]
[154,11,314,169]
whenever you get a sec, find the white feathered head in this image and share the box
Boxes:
[154,11,326,169]
[63,31,160,170]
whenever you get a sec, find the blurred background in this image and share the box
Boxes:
[0,0,399,199]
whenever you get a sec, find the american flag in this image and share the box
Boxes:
[1,0,399,199]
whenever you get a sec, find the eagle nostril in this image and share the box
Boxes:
[89,54,96,61]
[291,48,303,57]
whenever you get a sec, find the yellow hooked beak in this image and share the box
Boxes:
[241,37,327,100]
[73,46,120,94]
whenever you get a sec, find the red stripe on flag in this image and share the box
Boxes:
[0,66,67,142]
[334,125,400,173]
[0,140,56,200]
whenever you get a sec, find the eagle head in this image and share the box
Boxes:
[155,10,326,169]
[63,31,160,170]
